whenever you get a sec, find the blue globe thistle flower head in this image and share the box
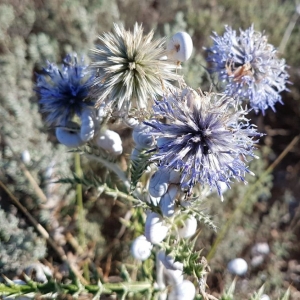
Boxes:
[145,88,262,200]
[206,25,289,115]
[35,54,95,127]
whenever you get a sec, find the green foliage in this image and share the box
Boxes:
[130,149,152,191]
[0,1,299,299]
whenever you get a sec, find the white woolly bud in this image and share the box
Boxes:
[56,127,84,148]
[177,215,197,239]
[167,32,193,62]
[145,212,169,244]
[149,168,170,197]
[95,129,123,155]
[168,280,196,300]
[130,235,153,261]
[227,258,248,276]
[80,107,95,142]
[159,185,178,217]
[132,123,155,149]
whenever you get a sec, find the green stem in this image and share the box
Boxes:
[0,281,152,297]
[279,8,300,54]
[103,185,140,204]
[84,153,130,190]
[74,152,89,282]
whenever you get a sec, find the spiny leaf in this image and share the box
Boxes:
[79,144,118,163]
[54,172,103,188]
[250,285,265,300]
[279,288,290,300]
[130,149,152,191]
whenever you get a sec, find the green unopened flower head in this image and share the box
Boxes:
[90,23,180,112]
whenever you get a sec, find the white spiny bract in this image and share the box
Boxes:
[35,54,95,127]
[90,23,180,111]
[206,25,289,114]
[145,88,262,199]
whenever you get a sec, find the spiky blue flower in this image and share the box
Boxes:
[35,54,95,126]
[146,88,262,199]
[206,25,289,114]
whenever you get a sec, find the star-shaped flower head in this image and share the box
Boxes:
[35,54,95,127]
[206,25,289,114]
[90,23,180,112]
[146,88,262,200]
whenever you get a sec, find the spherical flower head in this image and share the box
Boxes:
[90,23,180,112]
[206,25,289,114]
[35,54,95,127]
[145,88,262,199]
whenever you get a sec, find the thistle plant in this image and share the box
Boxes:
[145,87,262,199]
[35,54,95,127]
[206,25,289,114]
[0,20,293,300]
[90,23,181,112]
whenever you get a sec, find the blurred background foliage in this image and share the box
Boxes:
[0,0,300,299]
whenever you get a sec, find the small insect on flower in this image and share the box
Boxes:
[90,23,180,112]
[35,54,95,127]
[206,25,289,114]
[145,88,262,200]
